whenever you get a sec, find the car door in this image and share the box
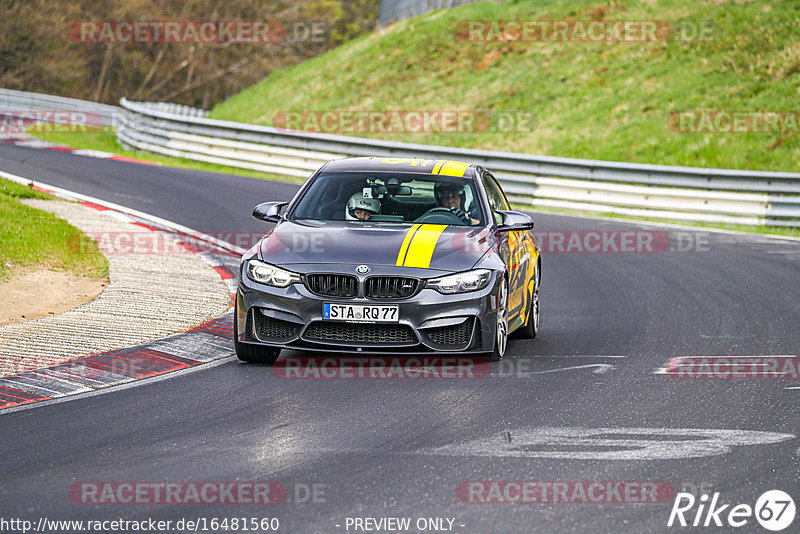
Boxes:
[482,172,531,324]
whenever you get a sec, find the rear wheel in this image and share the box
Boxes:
[234,304,281,364]
[487,281,509,362]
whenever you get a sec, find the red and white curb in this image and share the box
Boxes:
[0,314,237,409]
[0,132,161,166]
[0,170,248,411]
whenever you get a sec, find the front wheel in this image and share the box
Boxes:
[235,341,281,364]
[516,277,540,339]
[234,304,281,364]
[487,281,509,362]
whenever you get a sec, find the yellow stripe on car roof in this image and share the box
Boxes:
[377,157,470,177]
[379,158,434,168]
[437,160,470,177]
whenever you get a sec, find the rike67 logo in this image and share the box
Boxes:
[668,490,795,531]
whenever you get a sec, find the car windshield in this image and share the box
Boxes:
[291,172,484,226]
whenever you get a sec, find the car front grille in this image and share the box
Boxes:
[303,321,416,345]
[305,274,358,298]
[424,319,474,348]
[364,276,420,299]
[252,312,300,342]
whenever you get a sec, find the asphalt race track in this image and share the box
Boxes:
[2,143,800,533]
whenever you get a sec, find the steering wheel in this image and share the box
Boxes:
[414,207,467,225]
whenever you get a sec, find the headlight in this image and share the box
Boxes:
[246,259,301,288]
[426,269,491,294]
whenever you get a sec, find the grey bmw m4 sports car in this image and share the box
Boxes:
[235,157,541,364]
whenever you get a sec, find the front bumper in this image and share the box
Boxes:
[235,265,501,355]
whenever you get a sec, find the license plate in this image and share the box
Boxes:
[323,303,399,323]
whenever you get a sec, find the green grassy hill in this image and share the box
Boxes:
[208,0,799,172]
[0,179,108,281]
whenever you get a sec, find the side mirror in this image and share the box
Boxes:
[252,201,288,223]
[496,210,534,232]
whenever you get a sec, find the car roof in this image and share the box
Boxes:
[319,157,479,179]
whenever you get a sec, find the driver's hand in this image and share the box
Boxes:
[449,207,470,224]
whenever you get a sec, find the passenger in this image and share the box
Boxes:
[346,193,382,221]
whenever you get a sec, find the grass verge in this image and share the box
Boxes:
[0,178,109,281]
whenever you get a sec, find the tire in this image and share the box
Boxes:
[236,341,281,364]
[487,280,509,362]
[516,272,540,339]
[234,304,281,364]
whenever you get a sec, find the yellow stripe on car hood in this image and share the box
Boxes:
[398,224,448,268]
[396,224,421,266]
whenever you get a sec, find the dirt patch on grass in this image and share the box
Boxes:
[0,269,108,326]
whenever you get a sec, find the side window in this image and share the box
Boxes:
[482,172,509,224]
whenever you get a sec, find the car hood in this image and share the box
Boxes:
[257,220,494,273]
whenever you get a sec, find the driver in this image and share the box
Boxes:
[346,193,381,221]
[433,182,479,225]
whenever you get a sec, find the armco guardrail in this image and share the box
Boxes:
[379,0,487,25]
[118,98,800,227]
[0,88,120,126]
[4,87,796,226]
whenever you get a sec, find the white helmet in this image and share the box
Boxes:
[346,193,381,220]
